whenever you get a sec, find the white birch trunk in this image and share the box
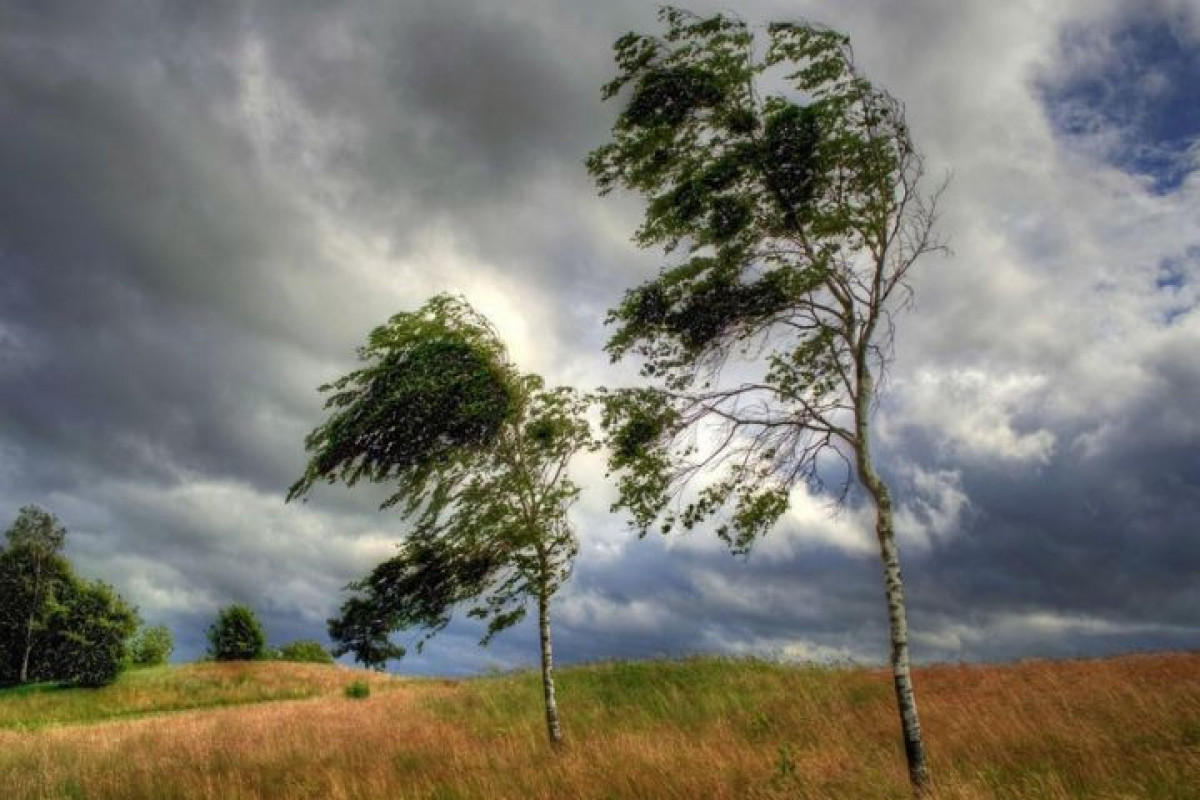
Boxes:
[855,372,930,796]
[537,579,564,746]
[19,555,43,685]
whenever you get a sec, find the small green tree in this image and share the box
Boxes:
[289,294,594,745]
[276,639,334,664]
[129,624,174,667]
[207,604,266,661]
[589,9,944,793]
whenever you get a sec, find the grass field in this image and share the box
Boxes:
[1,653,1198,799]
[0,662,406,731]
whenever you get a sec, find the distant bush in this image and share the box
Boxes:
[344,680,370,699]
[129,625,174,667]
[206,605,266,661]
[276,639,335,664]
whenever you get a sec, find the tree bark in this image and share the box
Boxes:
[19,638,32,685]
[536,579,564,746]
[855,374,930,795]
[19,555,43,685]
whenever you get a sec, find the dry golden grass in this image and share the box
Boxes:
[1,653,1197,799]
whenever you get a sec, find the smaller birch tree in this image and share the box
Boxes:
[288,295,593,746]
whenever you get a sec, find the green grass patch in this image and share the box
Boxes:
[0,661,397,730]
[423,656,859,739]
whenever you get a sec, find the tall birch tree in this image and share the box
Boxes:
[0,505,68,685]
[288,295,593,746]
[588,9,945,793]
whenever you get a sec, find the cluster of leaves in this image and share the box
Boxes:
[589,8,935,549]
[287,294,517,512]
[207,604,266,661]
[328,531,495,667]
[0,506,139,688]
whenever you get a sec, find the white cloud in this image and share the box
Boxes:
[914,612,1200,655]
[895,468,971,548]
[889,369,1057,465]
[55,476,399,621]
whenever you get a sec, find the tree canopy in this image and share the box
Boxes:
[288,294,516,511]
[207,604,267,661]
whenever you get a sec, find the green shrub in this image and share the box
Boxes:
[277,639,335,664]
[206,605,266,661]
[344,680,370,699]
[129,625,174,667]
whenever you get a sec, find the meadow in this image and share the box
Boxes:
[1,653,1198,799]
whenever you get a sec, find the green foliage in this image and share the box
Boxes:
[0,662,401,730]
[276,639,334,665]
[129,625,174,667]
[287,294,517,511]
[344,680,370,699]
[4,505,67,553]
[589,8,942,549]
[47,580,139,688]
[0,506,138,688]
[426,657,840,737]
[207,605,266,662]
[0,506,70,684]
[325,596,407,670]
[290,295,596,671]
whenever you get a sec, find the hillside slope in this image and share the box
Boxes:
[0,661,406,730]
[1,653,1198,799]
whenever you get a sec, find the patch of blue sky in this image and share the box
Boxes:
[1039,10,1200,193]
[1156,246,1198,324]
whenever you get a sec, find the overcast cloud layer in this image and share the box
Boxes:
[1,0,1198,674]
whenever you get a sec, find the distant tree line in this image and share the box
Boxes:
[1,515,334,690]
[206,603,334,664]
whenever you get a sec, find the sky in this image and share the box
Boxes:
[1,0,1198,675]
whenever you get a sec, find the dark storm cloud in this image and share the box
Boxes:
[539,401,1200,668]
[233,0,662,362]
[0,0,330,493]
[877,350,1200,660]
